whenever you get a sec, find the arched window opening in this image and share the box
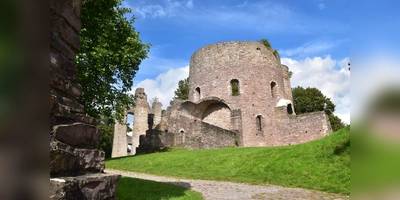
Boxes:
[195,87,201,99]
[231,79,239,96]
[256,115,262,131]
[287,104,293,114]
[270,81,277,98]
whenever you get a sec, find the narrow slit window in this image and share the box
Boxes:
[196,87,201,97]
[231,79,239,96]
[287,104,293,114]
[270,81,276,98]
[256,115,262,131]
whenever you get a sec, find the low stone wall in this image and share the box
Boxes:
[136,130,175,153]
[196,122,239,149]
[276,111,332,145]
[136,121,238,154]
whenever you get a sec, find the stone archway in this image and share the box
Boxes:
[201,103,231,130]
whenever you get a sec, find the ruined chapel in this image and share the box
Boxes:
[112,41,333,157]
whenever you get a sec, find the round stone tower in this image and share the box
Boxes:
[188,41,294,146]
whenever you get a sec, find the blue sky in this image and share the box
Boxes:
[122,0,351,124]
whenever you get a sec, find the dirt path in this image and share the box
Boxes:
[105,169,349,200]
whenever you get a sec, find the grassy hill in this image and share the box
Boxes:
[107,126,350,195]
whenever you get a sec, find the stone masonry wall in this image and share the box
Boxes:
[202,103,231,130]
[112,88,150,157]
[197,122,239,149]
[50,0,119,199]
[150,102,163,129]
[111,115,127,158]
[276,110,333,145]
[136,130,175,154]
[136,121,238,154]
[189,41,296,147]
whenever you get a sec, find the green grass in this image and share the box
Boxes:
[117,176,203,200]
[107,126,350,194]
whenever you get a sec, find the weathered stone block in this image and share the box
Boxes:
[51,52,77,82]
[50,102,98,127]
[50,173,120,200]
[50,72,82,99]
[50,140,105,176]
[50,14,81,51]
[50,32,76,60]
[50,0,82,31]
[52,123,100,148]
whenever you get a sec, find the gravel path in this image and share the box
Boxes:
[105,169,349,200]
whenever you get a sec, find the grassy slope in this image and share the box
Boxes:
[107,126,350,194]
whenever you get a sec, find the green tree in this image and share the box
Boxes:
[173,77,189,100]
[292,86,346,131]
[97,114,115,158]
[76,0,150,123]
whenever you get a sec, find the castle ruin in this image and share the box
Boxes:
[112,41,333,157]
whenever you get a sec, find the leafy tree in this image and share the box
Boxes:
[173,77,189,100]
[292,86,346,131]
[97,114,115,158]
[76,0,150,123]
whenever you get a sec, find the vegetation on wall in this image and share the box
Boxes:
[231,82,239,96]
[258,38,272,48]
[292,86,347,131]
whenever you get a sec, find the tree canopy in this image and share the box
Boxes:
[173,77,189,100]
[292,86,347,131]
[76,0,150,123]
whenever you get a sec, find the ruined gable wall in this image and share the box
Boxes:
[150,102,163,129]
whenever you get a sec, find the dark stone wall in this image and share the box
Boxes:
[50,0,120,199]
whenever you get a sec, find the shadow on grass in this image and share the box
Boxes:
[334,138,350,155]
[117,176,203,200]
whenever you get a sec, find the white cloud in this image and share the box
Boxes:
[135,4,167,18]
[280,41,335,57]
[186,0,193,9]
[134,0,184,19]
[318,3,326,10]
[132,66,190,109]
[281,56,350,124]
